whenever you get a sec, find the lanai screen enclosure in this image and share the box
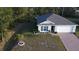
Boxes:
[36,13,78,33]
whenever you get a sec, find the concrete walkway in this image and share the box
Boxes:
[58,33,79,51]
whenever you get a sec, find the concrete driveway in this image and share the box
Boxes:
[58,33,79,51]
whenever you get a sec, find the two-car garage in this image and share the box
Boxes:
[54,25,77,33]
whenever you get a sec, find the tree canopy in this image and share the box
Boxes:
[0,7,77,40]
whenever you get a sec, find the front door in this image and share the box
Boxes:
[51,26,55,32]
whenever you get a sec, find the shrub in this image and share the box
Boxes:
[23,32,33,37]
[15,34,24,40]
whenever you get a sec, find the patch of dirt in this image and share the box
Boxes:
[0,42,4,51]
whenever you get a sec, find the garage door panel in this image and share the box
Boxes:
[56,26,73,32]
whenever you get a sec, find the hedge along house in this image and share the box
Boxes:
[36,13,78,33]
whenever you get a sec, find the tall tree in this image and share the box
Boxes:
[0,8,14,42]
[63,7,75,17]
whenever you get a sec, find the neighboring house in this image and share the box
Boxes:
[36,13,78,33]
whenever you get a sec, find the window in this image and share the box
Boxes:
[44,26,48,31]
[41,26,48,31]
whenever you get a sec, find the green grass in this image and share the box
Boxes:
[52,36,65,50]
[75,32,79,38]
[12,33,66,51]
[75,26,79,38]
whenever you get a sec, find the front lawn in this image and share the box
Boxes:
[75,32,79,38]
[12,33,66,51]
[3,22,66,51]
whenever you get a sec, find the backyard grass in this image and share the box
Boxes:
[12,33,66,51]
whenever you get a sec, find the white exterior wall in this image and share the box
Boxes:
[72,25,76,32]
[38,25,41,32]
[37,20,54,32]
[37,20,77,33]
[55,25,76,33]
[48,25,52,31]
[37,25,52,32]
[38,25,76,33]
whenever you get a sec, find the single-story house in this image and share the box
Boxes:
[36,13,78,33]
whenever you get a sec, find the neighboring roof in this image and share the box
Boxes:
[36,13,77,25]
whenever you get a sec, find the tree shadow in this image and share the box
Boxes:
[3,20,37,51]
[3,23,24,51]
[3,34,18,51]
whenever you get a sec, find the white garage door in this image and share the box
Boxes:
[55,25,75,32]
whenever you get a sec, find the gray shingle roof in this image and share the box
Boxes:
[36,13,77,25]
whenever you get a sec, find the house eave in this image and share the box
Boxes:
[37,24,78,26]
